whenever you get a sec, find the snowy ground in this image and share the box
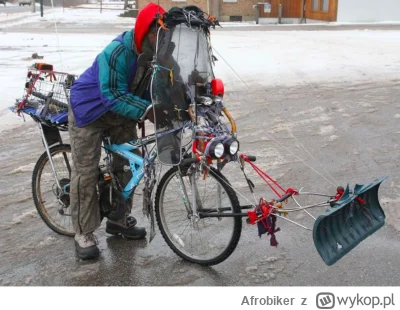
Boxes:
[0,8,399,287]
[2,27,400,132]
[0,5,130,26]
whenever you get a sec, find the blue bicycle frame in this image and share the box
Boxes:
[103,134,158,200]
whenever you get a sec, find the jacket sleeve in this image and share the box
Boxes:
[97,43,151,120]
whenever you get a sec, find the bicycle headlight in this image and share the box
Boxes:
[226,139,239,155]
[209,142,225,159]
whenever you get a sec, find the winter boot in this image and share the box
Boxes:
[74,232,100,260]
[106,216,146,240]
[126,215,137,227]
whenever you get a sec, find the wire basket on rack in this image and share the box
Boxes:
[14,64,78,129]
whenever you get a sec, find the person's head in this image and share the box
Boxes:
[134,2,165,54]
[146,20,158,49]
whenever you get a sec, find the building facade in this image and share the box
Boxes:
[336,0,400,23]
[137,0,400,23]
[136,0,262,21]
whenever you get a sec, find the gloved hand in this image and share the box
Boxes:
[146,109,155,124]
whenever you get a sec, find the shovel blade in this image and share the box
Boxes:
[313,177,387,266]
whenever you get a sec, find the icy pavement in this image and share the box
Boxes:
[0,81,399,286]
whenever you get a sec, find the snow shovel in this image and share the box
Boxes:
[313,176,387,265]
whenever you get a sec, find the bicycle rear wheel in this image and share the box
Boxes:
[32,144,74,236]
[155,166,242,266]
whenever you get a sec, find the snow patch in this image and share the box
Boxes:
[328,135,339,142]
[266,256,278,263]
[394,114,400,119]
[9,162,35,175]
[246,266,258,273]
[272,115,331,132]
[220,22,259,28]
[360,102,373,108]
[11,209,38,225]
[38,236,57,248]
[319,125,335,135]
[0,6,132,28]
[293,106,325,117]
[381,197,400,231]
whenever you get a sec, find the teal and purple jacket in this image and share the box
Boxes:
[70,29,151,127]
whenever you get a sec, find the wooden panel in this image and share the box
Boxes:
[305,0,338,22]
[281,0,302,18]
[259,0,279,18]
[259,0,302,18]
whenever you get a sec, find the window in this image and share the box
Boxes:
[229,16,242,21]
[312,0,319,11]
[322,0,329,12]
[312,0,329,13]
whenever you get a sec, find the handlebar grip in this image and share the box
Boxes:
[276,192,293,203]
[247,155,256,162]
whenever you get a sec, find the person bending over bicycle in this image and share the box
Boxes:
[68,2,165,260]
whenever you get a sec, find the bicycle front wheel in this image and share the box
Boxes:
[155,166,242,266]
[32,144,74,236]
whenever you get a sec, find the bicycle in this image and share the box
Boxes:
[13,57,244,266]
[11,6,388,267]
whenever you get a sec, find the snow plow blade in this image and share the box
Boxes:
[313,176,387,266]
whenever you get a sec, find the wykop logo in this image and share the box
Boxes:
[316,293,335,309]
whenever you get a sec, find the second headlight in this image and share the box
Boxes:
[225,139,239,155]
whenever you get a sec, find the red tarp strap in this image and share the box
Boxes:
[242,154,286,198]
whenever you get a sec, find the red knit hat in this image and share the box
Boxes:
[134,2,165,54]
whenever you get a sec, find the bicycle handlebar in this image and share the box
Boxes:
[247,155,256,162]
[138,104,154,123]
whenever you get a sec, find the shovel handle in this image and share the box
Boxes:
[276,192,294,203]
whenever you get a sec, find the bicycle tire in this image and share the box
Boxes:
[32,144,74,236]
[155,166,242,266]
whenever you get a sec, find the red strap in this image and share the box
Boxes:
[242,155,286,198]
[247,210,258,225]
[18,74,41,112]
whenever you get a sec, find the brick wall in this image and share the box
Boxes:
[138,0,263,21]
[137,0,208,12]
[220,0,261,21]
